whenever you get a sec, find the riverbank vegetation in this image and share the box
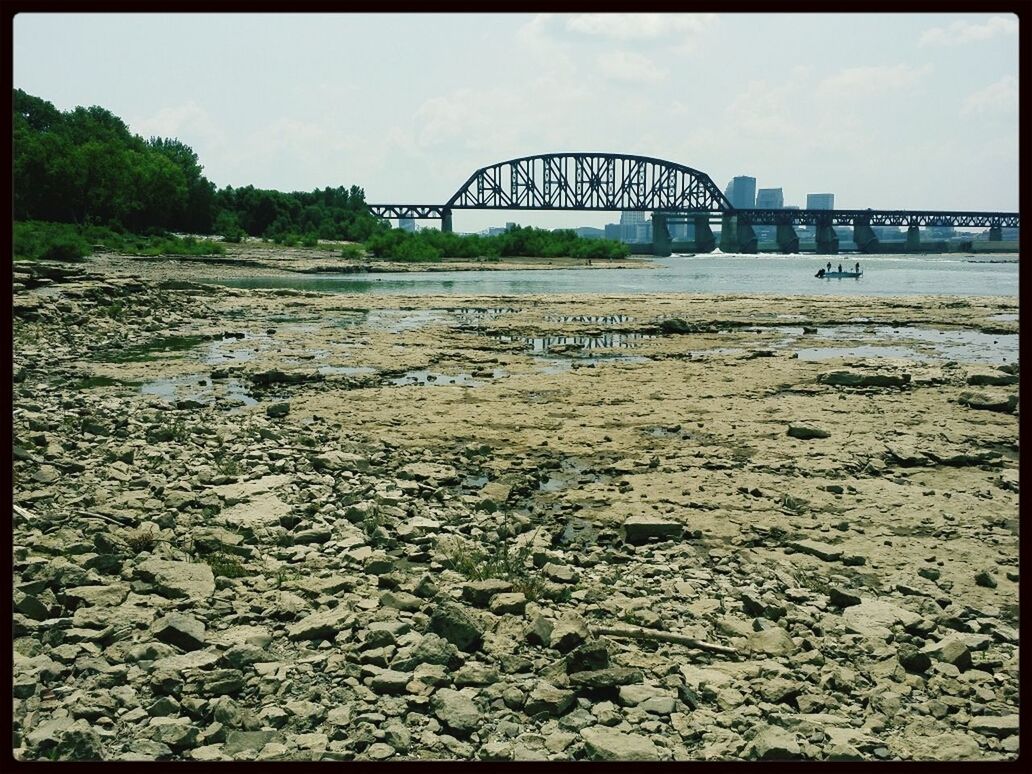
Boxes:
[364,225,631,262]
[13,221,225,262]
[14,89,632,262]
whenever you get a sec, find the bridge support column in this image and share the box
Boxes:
[441,208,453,234]
[776,223,799,253]
[815,220,839,255]
[988,224,1002,241]
[719,215,757,253]
[693,215,716,252]
[652,212,672,257]
[906,225,921,252]
[853,221,880,253]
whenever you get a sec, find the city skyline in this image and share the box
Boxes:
[13,12,1019,233]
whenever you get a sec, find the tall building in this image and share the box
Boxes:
[806,193,835,210]
[727,176,756,209]
[620,211,648,225]
[398,217,416,232]
[756,188,784,209]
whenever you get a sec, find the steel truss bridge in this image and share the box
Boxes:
[368,152,1018,254]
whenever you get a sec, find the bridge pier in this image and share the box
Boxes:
[776,223,799,253]
[853,221,880,253]
[815,219,839,255]
[441,208,453,234]
[989,224,1002,241]
[652,212,672,257]
[906,225,921,252]
[719,215,757,254]
[693,215,716,252]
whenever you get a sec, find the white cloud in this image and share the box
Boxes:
[596,50,667,84]
[816,64,931,97]
[725,80,801,139]
[129,102,224,146]
[920,15,1017,46]
[565,13,718,42]
[963,75,1019,115]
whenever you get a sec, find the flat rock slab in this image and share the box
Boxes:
[286,606,353,641]
[818,369,911,388]
[211,474,292,505]
[399,462,459,483]
[136,558,215,601]
[152,612,206,651]
[219,492,291,530]
[432,688,480,737]
[787,424,831,440]
[622,515,683,544]
[842,599,922,641]
[789,539,843,562]
[967,714,1019,738]
[580,726,661,761]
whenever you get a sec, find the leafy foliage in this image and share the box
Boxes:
[365,225,630,262]
[14,89,386,243]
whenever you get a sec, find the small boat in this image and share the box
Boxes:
[816,269,862,279]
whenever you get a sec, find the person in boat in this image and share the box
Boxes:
[826,261,832,272]
[837,263,843,273]
[816,267,826,278]
[855,261,860,274]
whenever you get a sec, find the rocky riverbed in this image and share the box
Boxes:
[12,254,1019,761]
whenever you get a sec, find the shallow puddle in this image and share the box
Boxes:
[139,374,257,407]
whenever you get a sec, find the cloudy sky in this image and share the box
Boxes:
[13,12,1019,232]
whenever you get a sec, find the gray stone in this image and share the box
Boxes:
[749,724,803,760]
[566,640,610,674]
[223,730,284,756]
[148,717,200,751]
[974,570,997,588]
[152,612,206,651]
[286,606,353,641]
[787,424,831,440]
[746,627,797,656]
[789,539,843,562]
[431,688,480,737]
[842,599,922,641]
[568,667,644,690]
[380,590,423,612]
[828,586,862,608]
[897,644,932,673]
[489,592,527,615]
[549,613,590,653]
[968,715,1019,739]
[265,402,290,418]
[392,633,459,671]
[136,558,215,601]
[957,391,1018,413]
[526,614,554,646]
[195,669,245,697]
[818,369,911,388]
[921,636,972,672]
[369,669,412,695]
[429,602,484,652]
[622,514,682,544]
[525,682,576,717]
[580,725,661,761]
[453,662,499,687]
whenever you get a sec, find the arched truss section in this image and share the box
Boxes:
[445,153,732,212]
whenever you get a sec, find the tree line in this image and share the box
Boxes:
[14,89,631,261]
[13,89,383,242]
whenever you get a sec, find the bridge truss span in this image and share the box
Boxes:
[445,153,731,212]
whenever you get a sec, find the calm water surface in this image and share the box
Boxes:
[211,254,1018,297]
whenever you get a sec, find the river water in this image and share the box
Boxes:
[211,254,1018,297]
